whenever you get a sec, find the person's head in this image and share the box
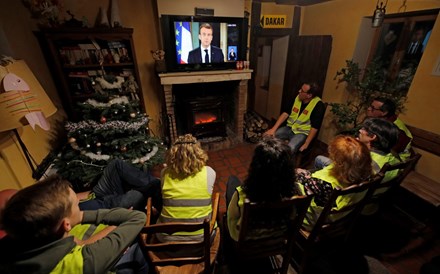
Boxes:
[198,23,213,49]
[1,176,81,246]
[166,134,208,179]
[243,136,296,202]
[0,189,18,239]
[358,117,399,153]
[298,82,319,103]
[367,97,396,118]
[230,48,234,53]
[329,135,372,186]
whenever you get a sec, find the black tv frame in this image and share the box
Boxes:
[160,14,248,72]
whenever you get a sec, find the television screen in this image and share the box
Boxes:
[160,15,248,72]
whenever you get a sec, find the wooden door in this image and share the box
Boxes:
[281,35,332,114]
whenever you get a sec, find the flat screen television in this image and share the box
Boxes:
[160,15,248,72]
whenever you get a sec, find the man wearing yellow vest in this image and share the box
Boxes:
[367,97,413,160]
[264,82,325,153]
[0,175,147,274]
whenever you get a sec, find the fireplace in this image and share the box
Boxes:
[185,96,227,139]
[159,70,252,149]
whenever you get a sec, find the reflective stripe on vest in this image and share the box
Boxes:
[69,223,109,241]
[287,96,321,135]
[393,118,413,160]
[50,245,84,274]
[160,166,212,235]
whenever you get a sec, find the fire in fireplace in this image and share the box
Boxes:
[185,96,227,139]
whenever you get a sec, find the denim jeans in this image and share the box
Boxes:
[80,159,161,211]
[314,155,332,170]
[275,126,307,153]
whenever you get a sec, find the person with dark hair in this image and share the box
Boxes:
[367,97,413,160]
[264,82,325,153]
[226,137,296,241]
[157,134,216,242]
[296,135,373,230]
[188,23,225,64]
[0,175,147,274]
[358,118,400,176]
[316,118,399,176]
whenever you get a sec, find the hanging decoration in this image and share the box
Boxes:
[372,0,388,28]
[0,60,57,132]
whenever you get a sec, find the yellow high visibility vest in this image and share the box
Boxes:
[393,117,413,160]
[160,166,212,235]
[50,245,84,274]
[301,165,365,231]
[287,96,321,135]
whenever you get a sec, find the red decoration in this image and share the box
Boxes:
[100,116,107,123]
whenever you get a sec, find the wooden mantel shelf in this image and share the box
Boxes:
[158,69,253,85]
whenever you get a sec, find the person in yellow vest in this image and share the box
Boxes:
[226,137,296,242]
[295,135,373,231]
[157,134,216,242]
[315,118,400,179]
[357,118,400,180]
[367,97,413,160]
[264,82,325,153]
[0,175,146,274]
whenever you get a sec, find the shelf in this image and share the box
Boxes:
[62,62,135,69]
[37,28,145,120]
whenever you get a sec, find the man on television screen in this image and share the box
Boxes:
[188,23,224,64]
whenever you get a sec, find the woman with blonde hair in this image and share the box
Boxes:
[157,134,216,242]
[295,135,372,230]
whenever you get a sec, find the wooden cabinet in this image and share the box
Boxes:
[37,28,145,120]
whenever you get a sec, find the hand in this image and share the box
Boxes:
[299,143,309,152]
[264,128,275,136]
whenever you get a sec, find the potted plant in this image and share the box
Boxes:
[329,59,408,134]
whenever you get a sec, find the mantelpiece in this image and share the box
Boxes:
[158,70,253,146]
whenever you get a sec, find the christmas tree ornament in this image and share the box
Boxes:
[100,116,107,123]
[120,146,127,152]
[68,137,77,143]
[114,110,118,114]
[86,144,91,148]
[130,112,136,118]
[96,142,102,147]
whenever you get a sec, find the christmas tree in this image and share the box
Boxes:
[53,74,166,192]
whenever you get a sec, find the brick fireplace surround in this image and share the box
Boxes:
[158,70,252,150]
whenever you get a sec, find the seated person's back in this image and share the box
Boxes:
[227,137,297,241]
[157,134,216,242]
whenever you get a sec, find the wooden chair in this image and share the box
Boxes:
[138,193,221,274]
[291,174,384,274]
[363,153,422,215]
[224,194,313,274]
[295,102,328,168]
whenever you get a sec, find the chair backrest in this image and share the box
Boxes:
[235,194,313,271]
[370,152,422,203]
[139,193,220,274]
[305,174,384,243]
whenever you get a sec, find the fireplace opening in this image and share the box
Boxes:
[185,96,227,139]
[173,81,237,141]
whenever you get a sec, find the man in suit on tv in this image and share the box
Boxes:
[188,23,224,64]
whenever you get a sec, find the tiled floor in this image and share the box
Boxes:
[207,141,440,274]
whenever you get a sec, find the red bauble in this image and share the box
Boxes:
[100,116,107,123]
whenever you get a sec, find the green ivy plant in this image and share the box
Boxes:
[329,59,408,134]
